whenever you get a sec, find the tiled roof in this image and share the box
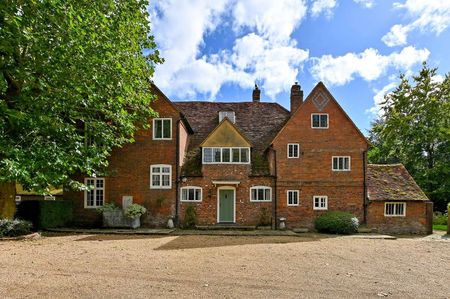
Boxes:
[174,101,290,152]
[367,164,429,201]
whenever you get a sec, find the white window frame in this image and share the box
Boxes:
[311,113,329,129]
[15,195,21,202]
[219,111,236,123]
[313,195,328,210]
[44,195,55,201]
[150,164,172,189]
[287,143,300,158]
[287,190,299,206]
[84,177,105,209]
[180,186,202,202]
[152,118,172,140]
[202,147,251,164]
[332,156,351,171]
[250,186,272,202]
[384,202,406,217]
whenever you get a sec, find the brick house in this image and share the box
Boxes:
[66,82,432,233]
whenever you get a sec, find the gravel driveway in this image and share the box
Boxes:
[0,234,449,298]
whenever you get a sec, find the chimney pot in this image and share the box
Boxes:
[290,82,303,113]
[252,84,261,102]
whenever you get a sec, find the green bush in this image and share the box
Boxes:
[258,207,271,226]
[0,219,33,237]
[183,205,197,228]
[315,211,359,234]
[124,204,147,219]
[97,202,120,213]
[15,200,73,229]
[433,212,448,225]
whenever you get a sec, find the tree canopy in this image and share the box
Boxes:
[0,0,162,193]
[369,63,450,211]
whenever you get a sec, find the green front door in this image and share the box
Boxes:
[218,189,234,223]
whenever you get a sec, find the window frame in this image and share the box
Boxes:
[84,177,105,209]
[219,111,236,123]
[313,195,328,210]
[384,202,406,217]
[332,156,351,171]
[287,143,300,159]
[249,186,272,202]
[180,186,203,202]
[311,113,329,129]
[202,147,251,164]
[287,190,299,206]
[150,164,172,189]
[152,118,172,140]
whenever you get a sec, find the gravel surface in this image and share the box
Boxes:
[0,234,449,298]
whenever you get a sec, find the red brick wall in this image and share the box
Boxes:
[367,201,429,234]
[272,85,368,228]
[66,94,180,227]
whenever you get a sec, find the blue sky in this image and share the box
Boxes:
[149,1,450,135]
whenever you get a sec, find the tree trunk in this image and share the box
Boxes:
[0,182,16,219]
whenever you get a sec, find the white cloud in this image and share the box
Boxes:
[310,0,338,18]
[353,0,375,8]
[382,0,450,47]
[150,0,309,99]
[310,46,430,86]
[367,82,397,116]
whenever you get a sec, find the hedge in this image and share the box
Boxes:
[15,200,73,229]
[315,211,359,234]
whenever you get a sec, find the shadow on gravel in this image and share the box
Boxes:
[154,235,329,250]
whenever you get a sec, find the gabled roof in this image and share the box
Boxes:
[270,82,369,147]
[200,117,252,147]
[367,164,429,201]
[174,101,290,152]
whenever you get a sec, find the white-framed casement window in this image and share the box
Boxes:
[287,143,299,158]
[153,118,172,140]
[311,113,329,129]
[250,186,272,202]
[384,202,406,217]
[287,190,299,206]
[313,196,328,210]
[332,156,351,171]
[150,164,172,189]
[202,147,250,164]
[180,186,202,202]
[84,178,105,208]
[219,111,236,123]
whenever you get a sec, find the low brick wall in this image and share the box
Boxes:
[367,201,430,234]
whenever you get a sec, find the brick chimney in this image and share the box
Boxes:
[252,84,261,102]
[290,82,303,113]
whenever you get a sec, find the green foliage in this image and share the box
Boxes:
[183,205,197,229]
[97,202,120,213]
[124,204,147,219]
[368,63,450,211]
[433,224,448,231]
[0,218,32,237]
[0,1,162,192]
[258,207,271,226]
[433,212,448,225]
[15,200,73,229]
[315,211,359,234]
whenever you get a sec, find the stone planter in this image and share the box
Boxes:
[103,210,141,229]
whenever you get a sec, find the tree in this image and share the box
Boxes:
[0,0,162,194]
[369,63,450,211]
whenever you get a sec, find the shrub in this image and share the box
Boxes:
[15,200,73,229]
[0,219,33,237]
[124,204,147,219]
[315,211,359,234]
[183,205,197,228]
[97,203,120,213]
[433,212,448,225]
[258,207,271,226]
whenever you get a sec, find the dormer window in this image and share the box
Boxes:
[219,111,235,123]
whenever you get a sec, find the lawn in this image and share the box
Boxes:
[433,224,448,231]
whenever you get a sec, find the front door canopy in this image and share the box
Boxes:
[212,180,240,187]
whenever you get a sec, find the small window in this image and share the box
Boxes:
[313,196,328,210]
[332,156,351,171]
[153,118,172,140]
[250,186,272,202]
[150,164,172,189]
[84,178,105,208]
[287,190,299,206]
[202,147,250,164]
[287,143,299,158]
[219,111,236,123]
[311,113,328,128]
[384,202,406,217]
[181,187,202,202]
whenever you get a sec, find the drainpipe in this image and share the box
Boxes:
[175,119,180,226]
[362,150,367,224]
[273,147,278,230]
